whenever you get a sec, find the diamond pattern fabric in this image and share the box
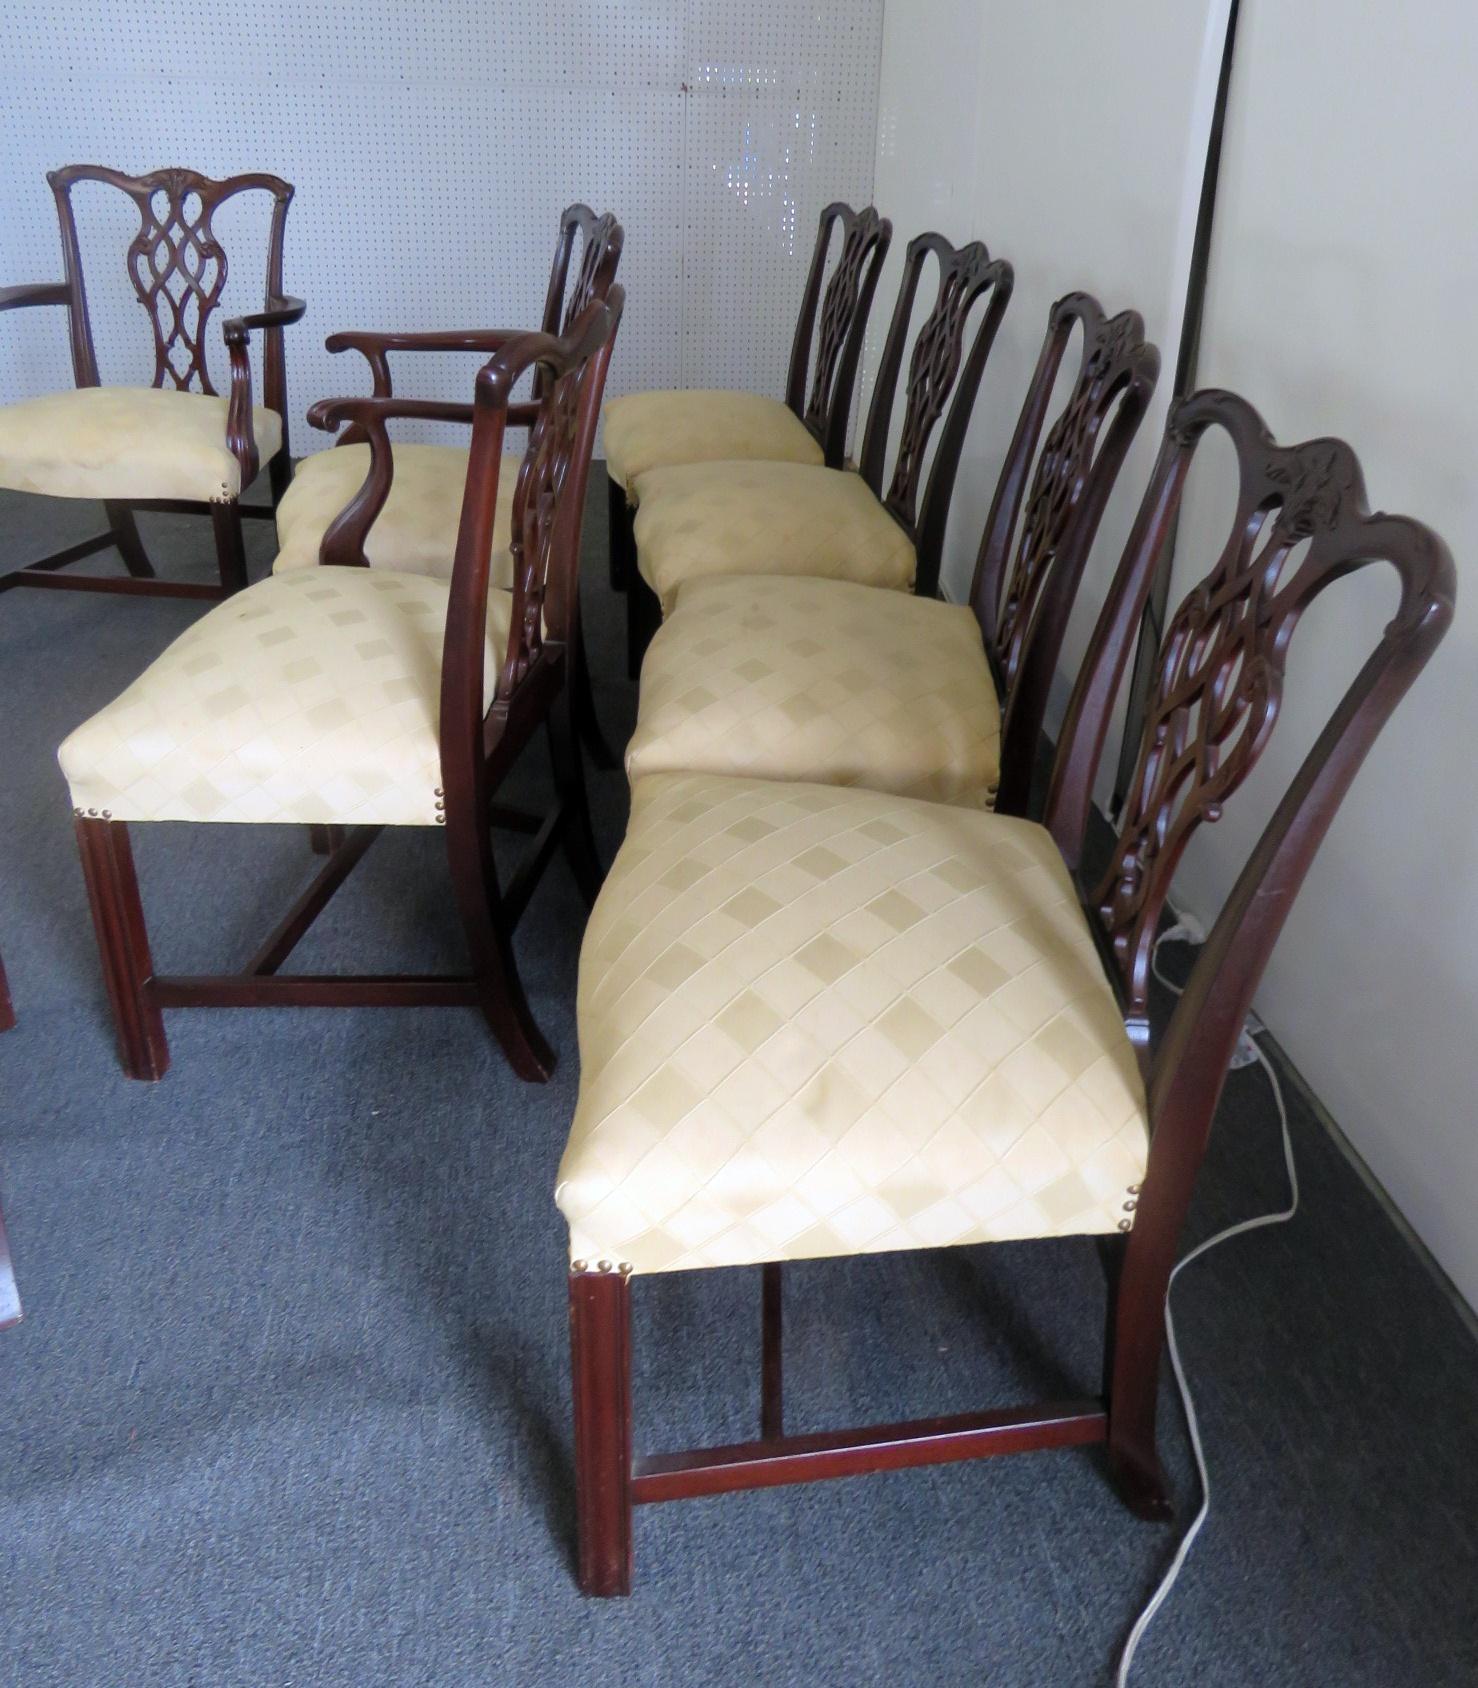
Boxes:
[626,576,1001,807]
[603,390,823,498]
[59,568,509,827]
[631,460,916,613]
[0,386,281,503]
[274,443,517,587]
[557,773,1149,1276]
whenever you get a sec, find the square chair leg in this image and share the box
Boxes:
[74,817,168,1081]
[569,1264,634,1597]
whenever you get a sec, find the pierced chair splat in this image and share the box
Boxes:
[59,292,624,1083]
[624,293,1159,816]
[0,165,303,600]
[557,387,1455,1594]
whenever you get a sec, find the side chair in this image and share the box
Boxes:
[603,201,892,592]
[0,165,302,600]
[624,231,1014,673]
[557,388,1455,1593]
[58,292,623,1083]
[624,293,1159,818]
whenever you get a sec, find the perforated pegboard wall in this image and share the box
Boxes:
[0,1,882,454]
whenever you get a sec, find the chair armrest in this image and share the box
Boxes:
[323,327,524,402]
[307,394,475,433]
[306,395,480,567]
[221,294,307,344]
[0,282,69,313]
[221,297,305,488]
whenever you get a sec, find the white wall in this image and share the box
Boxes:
[872,0,1478,1312]
[0,0,882,451]
[1167,0,1478,1310]
[867,0,1231,635]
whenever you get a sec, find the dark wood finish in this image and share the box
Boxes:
[570,389,1456,1588]
[970,293,1160,815]
[760,1261,784,1441]
[0,944,13,1033]
[569,1266,634,1598]
[856,232,1013,598]
[785,202,893,468]
[630,1402,1107,1504]
[74,293,624,1081]
[1,165,303,599]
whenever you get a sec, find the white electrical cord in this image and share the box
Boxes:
[1115,930,1300,1686]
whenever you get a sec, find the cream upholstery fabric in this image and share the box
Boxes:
[627,576,1001,807]
[0,386,282,503]
[275,443,517,587]
[59,569,509,828]
[557,773,1149,1275]
[632,461,915,613]
[603,390,823,498]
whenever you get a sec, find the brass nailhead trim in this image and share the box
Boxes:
[571,1259,588,1274]
[1118,1218,1132,1232]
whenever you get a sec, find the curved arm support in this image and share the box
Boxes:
[0,282,70,313]
[306,393,479,567]
[221,295,306,488]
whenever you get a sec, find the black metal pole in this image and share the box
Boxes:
[1112,0,1243,809]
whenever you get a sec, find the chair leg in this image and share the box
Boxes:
[570,1265,634,1597]
[103,503,156,578]
[548,682,605,910]
[572,611,619,772]
[1105,1222,1175,1522]
[211,502,250,595]
[607,476,634,592]
[443,784,555,1081]
[268,448,293,507]
[761,1261,784,1440]
[626,572,661,681]
[74,817,169,1081]
[308,824,345,857]
[0,947,14,1033]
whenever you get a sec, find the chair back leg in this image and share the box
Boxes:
[570,1265,634,1596]
[607,477,635,592]
[1105,1198,1181,1521]
[103,503,157,578]
[74,817,169,1081]
[210,503,250,595]
[546,691,605,909]
[442,787,555,1081]
[268,448,293,508]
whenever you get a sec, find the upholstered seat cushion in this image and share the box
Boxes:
[626,576,1001,807]
[631,460,916,613]
[557,773,1149,1276]
[274,443,517,586]
[59,568,508,828]
[603,389,823,498]
[0,386,282,503]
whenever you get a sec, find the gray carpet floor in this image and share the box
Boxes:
[1,477,1476,1688]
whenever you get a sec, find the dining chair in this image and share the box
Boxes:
[603,201,891,591]
[273,205,622,580]
[624,294,1159,817]
[0,165,302,600]
[557,388,1455,1593]
[624,232,1014,673]
[58,292,622,1083]
[273,205,623,771]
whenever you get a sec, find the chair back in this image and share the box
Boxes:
[783,202,892,468]
[535,206,624,394]
[440,290,623,779]
[972,294,1160,814]
[856,232,1013,596]
[47,164,294,402]
[1040,391,1454,1124]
